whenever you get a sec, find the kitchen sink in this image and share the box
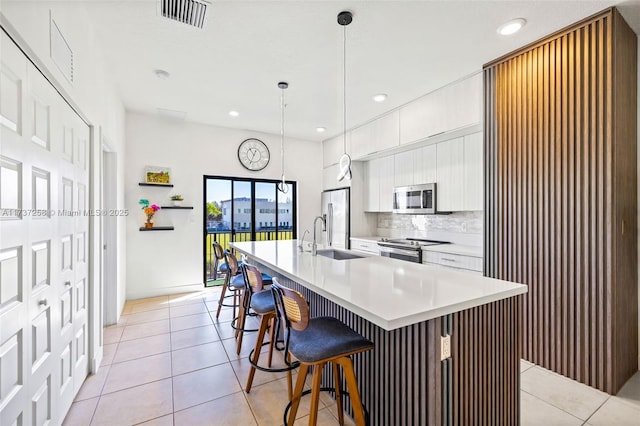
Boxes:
[316,249,365,260]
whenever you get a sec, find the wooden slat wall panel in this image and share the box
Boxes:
[450,298,522,426]
[261,268,521,425]
[484,7,637,394]
[270,272,442,426]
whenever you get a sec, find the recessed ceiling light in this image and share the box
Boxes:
[154,69,170,80]
[372,93,388,103]
[497,18,526,36]
[316,127,326,133]
[229,110,239,117]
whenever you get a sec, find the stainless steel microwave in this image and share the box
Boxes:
[393,183,436,214]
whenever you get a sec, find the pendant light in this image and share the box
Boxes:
[277,81,289,193]
[337,10,353,182]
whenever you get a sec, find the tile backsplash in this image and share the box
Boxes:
[376,211,483,247]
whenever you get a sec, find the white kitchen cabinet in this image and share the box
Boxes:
[364,156,394,212]
[399,94,434,146]
[350,238,380,255]
[436,137,464,211]
[394,150,414,187]
[374,110,400,153]
[399,73,482,145]
[463,132,483,211]
[322,133,351,168]
[350,123,372,160]
[364,160,379,212]
[351,111,400,159]
[378,156,395,212]
[415,144,437,185]
[423,249,483,275]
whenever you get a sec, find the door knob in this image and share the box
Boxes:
[38,299,48,307]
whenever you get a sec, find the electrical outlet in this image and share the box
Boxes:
[441,335,451,360]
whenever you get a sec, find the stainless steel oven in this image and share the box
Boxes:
[393,183,436,214]
[377,238,450,263]
[378,245,422,263]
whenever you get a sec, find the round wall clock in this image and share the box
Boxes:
[237,138,270,171]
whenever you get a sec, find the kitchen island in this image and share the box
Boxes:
[231,240,527,425]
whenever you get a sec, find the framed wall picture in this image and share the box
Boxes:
[144,166,171,184]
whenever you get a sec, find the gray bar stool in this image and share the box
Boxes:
[271,279,374,426]
[234,263,273,354]
[215,250,244,320]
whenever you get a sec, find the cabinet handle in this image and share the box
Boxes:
[441,257,457,262]
[38,299,48,307]
[65,281,71,287]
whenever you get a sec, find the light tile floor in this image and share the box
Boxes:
[64,287,640,425]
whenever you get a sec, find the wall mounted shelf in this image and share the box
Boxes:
[139,226,174,231]
[138,183,174,187]
[160,206,193,209]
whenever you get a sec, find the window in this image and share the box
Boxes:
[204,176,297,284]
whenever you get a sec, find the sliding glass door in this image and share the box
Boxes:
[203,175,296,283]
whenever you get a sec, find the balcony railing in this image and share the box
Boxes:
[205,230,293,282]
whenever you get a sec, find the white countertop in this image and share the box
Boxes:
[423,244,483,257]
[231,240,526,331]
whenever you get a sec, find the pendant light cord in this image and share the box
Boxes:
[278,81,288,193]
[343,23,347,155]
[281,86,285,173]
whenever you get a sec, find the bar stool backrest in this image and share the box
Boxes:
[242,264,264,293]
[271,278,309,332]
[223,250,240,276]
[213,241,224,262]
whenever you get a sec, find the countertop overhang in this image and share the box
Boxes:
[231,240,527,330]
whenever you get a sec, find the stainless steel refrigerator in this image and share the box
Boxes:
[321,188,350,249]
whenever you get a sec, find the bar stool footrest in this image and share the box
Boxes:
[283,388,370,426]
[248,347,300,373]
[231,317,259,333]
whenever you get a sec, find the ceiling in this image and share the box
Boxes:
[83,0,639,142]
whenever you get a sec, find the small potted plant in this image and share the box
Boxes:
[139,199,160,228]
[170,194,184,207]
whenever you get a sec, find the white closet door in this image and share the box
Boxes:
[0,30,90,426]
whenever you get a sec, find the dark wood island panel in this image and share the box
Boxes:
[268,270,522,426]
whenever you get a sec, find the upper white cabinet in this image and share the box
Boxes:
[415,144,437,185]
[400,73,482,145]
[322,133,351,168]
[393,150,414,187]
[374,111,400,153]
[350,123,373,160]
[364,160,379,212]
[436,132,483,212]
[462,132,483,211]
[365,156,394,212]
[436,137,465,211]
[351,111,400,160]
[394,143,437,188]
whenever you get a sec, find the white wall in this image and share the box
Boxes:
[0,2,126,367]
[125,112,323,299]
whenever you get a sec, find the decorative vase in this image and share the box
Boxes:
[145,222,154,229]
[172,200,183,207]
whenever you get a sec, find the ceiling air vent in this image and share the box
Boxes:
[159,0,210,29]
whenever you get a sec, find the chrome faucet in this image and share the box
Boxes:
[312,215,326,256]
[298,230,310,252]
